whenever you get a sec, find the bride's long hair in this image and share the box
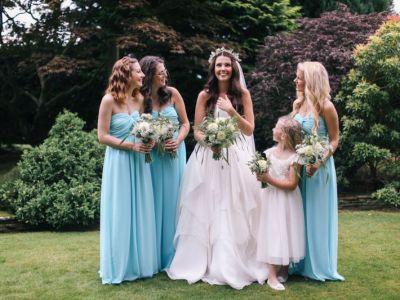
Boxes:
[292,61,331,133]
[204,52,243,115]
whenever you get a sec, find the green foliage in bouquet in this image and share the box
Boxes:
[0,111,104,229]
[335,19,400,187]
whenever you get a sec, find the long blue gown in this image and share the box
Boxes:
[291,114,344,281]
[150,106,186,270]
[99,111,158,284]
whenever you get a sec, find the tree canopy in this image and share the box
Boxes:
[248,4,387,151]
[0,0,300,144]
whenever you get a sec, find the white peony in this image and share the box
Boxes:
[304,145,314,156]
[257,160,268,170]
[217,131,226,141]
[314,142,324,153]
[227,124,236,132]
[206,122,218,132]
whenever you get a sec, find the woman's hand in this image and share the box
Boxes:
[164,139,180,152]
[132,142,153,153]
[257,171,271,184]
[306,162,321,177]
[217,95,235,114]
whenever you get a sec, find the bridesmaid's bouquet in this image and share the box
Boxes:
[295,133,331,166]
[196,116,240,163]
[154,116,179,159]
[247,152,271,188]
[131,113,156,163]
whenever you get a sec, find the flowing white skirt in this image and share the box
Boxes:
[256,186,305,266]
[166,137,267,289]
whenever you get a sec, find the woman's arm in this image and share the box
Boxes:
[217,89,254,135]
[257,164,300,191]
[97,94,152,153]
[306,100,339,176]
[163,87,190,151]
[193,90,208,142]
[323,100,340,153]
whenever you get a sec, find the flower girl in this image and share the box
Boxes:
[256,116,305,291]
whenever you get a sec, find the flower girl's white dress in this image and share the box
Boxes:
[256,147,305,266]
[167,107,267,289]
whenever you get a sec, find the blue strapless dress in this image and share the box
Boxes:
[99,112,158,284]
[150,106,186,270]
[291,114,344,281]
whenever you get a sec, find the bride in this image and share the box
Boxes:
[166,47,267,289]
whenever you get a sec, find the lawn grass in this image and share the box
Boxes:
[0,211,13,218]
[0,211,399,300]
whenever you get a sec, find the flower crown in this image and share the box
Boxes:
[208,47,241,64]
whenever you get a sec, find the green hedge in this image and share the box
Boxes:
[0,111,104,228]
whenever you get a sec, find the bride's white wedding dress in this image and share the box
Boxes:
[166,107,267,289]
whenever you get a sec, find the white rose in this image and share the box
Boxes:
[215,117,224,124]
[207,122,218,132]
[304,145,314,156]
[227,124,236,132]
[257,160,268,170]
[314,142,324,153]
[296,147,305,155]
[217,131,226,141]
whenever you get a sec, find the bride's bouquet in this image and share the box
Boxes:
[195,115,240,163]
[247,152,271,188]
[131,113,156,163]
[154,116,179,159]
[295,133,331,166]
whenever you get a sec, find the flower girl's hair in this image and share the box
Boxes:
[292,61,331,134]
[106,56,139,104]
[278,116,303,151]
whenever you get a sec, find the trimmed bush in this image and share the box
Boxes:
[373,185,400,207]
[0,111,104,229]
[335,19,400,186]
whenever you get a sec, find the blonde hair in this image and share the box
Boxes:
[105,56,139,104]
[292,61,331,134]
[278,115,303,151]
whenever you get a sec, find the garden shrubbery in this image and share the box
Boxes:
[0,111,104,228]
[335,19,400,199]
[248,4,386,151]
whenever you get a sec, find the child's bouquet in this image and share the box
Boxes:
[295,133,331,166]
[131,113,156,163]
[195,115,240,163]
[247,152,271,188]
[153,116,179,159]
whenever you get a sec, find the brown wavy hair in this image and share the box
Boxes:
[105,56,139,104]
[204,51,243,115]
[139,56,172,114]
[279,115,303,151]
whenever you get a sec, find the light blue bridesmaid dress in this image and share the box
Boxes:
[99,112,158,284]
[150,105,186,270]
[291,114,344,281]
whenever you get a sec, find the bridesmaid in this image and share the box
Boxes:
[291,61,344,281]
[139,56,190,270]
[98,56,158,284]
